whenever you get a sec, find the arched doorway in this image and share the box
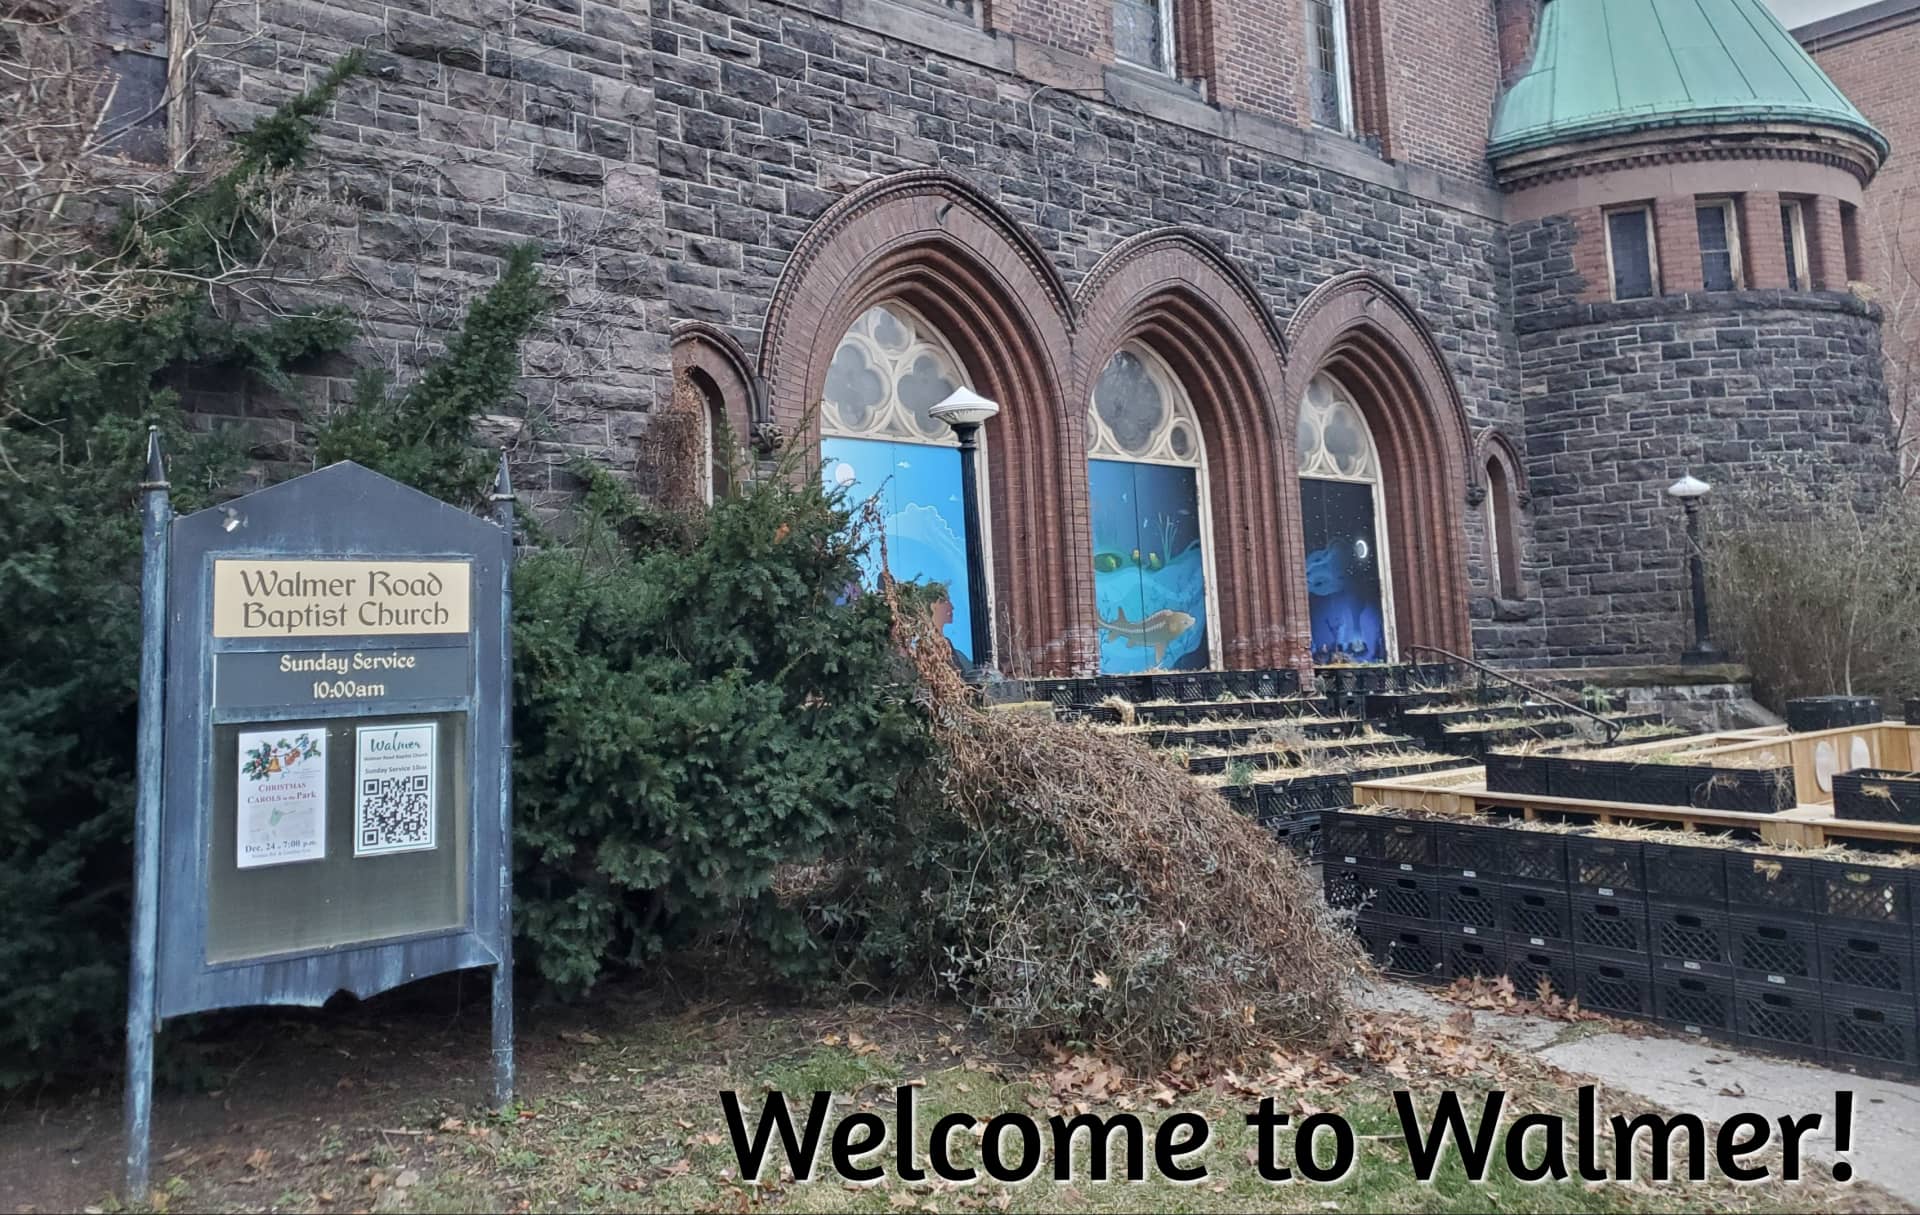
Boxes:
[1086,344,1219,672]
[820,302,993,664]
[1297,373,1395,663]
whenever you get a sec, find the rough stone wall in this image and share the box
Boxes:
[1512,213,1901,667]
[651,0,1513,404]
[650,0,1535,658]
[187,0,669,512]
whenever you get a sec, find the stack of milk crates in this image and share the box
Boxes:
[1322,809,1920,1078]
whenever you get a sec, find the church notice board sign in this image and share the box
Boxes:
[125,448,515,1195]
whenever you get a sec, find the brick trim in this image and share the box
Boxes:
[755,171,1086,674]
[1075,230,1305,674]
[1283,272,1475,659]
[671,321,758,446]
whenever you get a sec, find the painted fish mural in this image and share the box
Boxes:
[1100,606,1197,669]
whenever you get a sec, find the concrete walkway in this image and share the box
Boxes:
[1363,981,1920,1209]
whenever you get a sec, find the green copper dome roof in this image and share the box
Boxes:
[1489,0,1888,161]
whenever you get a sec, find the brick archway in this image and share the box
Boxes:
[1284,272,1475,658]
[1075,229,1306,672]
[671,322,757,470]
[756,172,1087,673]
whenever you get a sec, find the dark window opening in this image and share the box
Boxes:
[1606,208,1656,301]
[1696,201,1739,292]
[1114,0,1175,73]
[1781,201,1808,291]
[1840,202,1864,283]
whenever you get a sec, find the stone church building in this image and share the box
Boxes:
[99,0,1903,677]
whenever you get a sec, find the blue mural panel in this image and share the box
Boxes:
[1089,458,1209,672]
[823,436,975,662]
[1301,478,1388,664]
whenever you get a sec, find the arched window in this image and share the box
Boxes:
[1484,456,1521,599]
[1087,345,1216,672]
[821,303,991,663]
[1298,373,1396,664]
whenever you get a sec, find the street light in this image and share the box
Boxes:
[928,386,1000,674]
[1667,474,1724,666]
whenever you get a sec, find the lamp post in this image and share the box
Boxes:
[928,387,999,674]
[1668,474,1724,666]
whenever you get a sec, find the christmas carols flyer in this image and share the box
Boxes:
[236,729,327,868]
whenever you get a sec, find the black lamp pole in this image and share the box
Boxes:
[1672,478,1724,666]
[950,418,994,671]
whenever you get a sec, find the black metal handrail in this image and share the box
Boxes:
[1402,644,1623,746]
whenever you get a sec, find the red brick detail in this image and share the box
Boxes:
[1569,207,1614,303]
[1740,191,1789,290]
[1379,0,1499,178]
[758,173,1086,675]
[1207,0,1305,125]
[1495,0,1538,85]
[1074,230,1303,675]
[1347,0,1394,158]
[1003,0,1111,61]
[1282,273,1475,661]
[671,322,756,465]
[1810,19,1919,411]
[1807,194,1849,290]
[1655,196,1704,294]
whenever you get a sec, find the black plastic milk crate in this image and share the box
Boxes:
[1485,751,1550,797]
[1642,841,1729,907]
[1818,859,1911,927]
[1573,892,1651,955]
[1375,818,1435,870]
[1322,812,1378,867]
[1825,998,1920,1077]
[1504,886,1573,946]
[1438,876,1503,934]
[1819,922,1918,1002]
[1833,770,1920,824]
[1725,853,1819,914]
[1434,820,1504,878]
[1508,942,1576,1000]
[1735,983,1823,1061]
[1359,917,1443,982]
[1322,861,1377,914]
[1567,835,1644,895]
[1730,914,1820,990]
[1574,950,1654,1019]
[1367,869,1439,922]
[1650,901,1733,975]
[1259,774,1352,818]
[1654,967,1736,1037]
[1445,934,1506,982]
[1501,831,1569,889]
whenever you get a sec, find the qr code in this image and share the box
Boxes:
[358,774,431,852]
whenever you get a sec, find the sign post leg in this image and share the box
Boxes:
[489,456,516,1110]
[126,429,171,1198]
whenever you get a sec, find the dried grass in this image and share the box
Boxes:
[880,589,1362,1068]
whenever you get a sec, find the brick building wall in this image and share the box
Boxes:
[1511,213,1900,665]
[1805,6,1920,474]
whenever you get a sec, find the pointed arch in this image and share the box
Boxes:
[672,322,757,493]
[1284,272,1475,657]
[1475,426,1530,601]
[1076,229,1305,671]
[756,171,1086,672]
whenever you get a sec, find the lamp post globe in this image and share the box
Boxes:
[1667,473,1723,666]
[929,387,1000,676]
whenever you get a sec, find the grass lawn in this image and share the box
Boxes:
[0,977,1893,1214]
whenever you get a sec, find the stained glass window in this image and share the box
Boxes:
[1298,375,1392,664]
[1087,346,1212,672]
[821,304,985,662]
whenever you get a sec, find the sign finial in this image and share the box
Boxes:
[142,427,169,491]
